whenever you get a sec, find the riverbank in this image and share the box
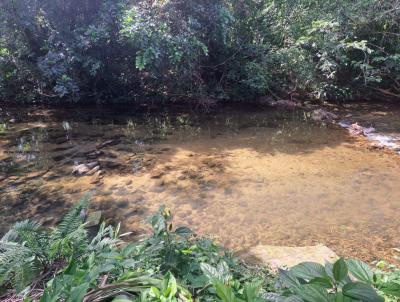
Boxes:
[1,203,399,302]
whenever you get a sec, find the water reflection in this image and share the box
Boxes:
[122,114,202,144]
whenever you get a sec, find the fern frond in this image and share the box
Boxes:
[53,195,90,240]
[20,231,51,261]
[49,225,88,261]
[88,223,122,252]
[1,220,41,242]
[91,237,121,252]
[12,258,40,293]
[0,241,39,292]
[0,196,93,294]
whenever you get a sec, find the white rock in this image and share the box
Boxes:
[86,165,100,176]
[241,244,338,271]
[86,161,99,169]
[72,164,90,175]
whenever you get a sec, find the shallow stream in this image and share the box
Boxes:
[0,103,399,263]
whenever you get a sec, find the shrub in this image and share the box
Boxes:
[0,203,273,301]
[278,257,400,301]
[0,197,90,293]
[1,200,399,301]
[0,0,399,102]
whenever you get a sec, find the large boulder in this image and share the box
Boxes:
[241,244,338,271]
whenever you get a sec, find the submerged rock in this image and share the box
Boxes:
[90,170,104,184]
[269,99,302,109]
[311,109,338,122]
[86,211,102,227]
[86,150,103,159]
[242,244,338,271]
[101,160,123,169]
[72,161,100,175]
[86,161,99,169]
[72,164,90,175]
[96,140,120,149]
[347,123,375,136]
[150,170,165,179]
[86,165,100,175]
[340,122,400,152]
[371,111,388,116]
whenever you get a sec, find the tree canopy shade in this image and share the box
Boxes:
[0,0,399,103]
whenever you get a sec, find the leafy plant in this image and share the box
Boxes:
[0,196,90,293]
[0,203,273,301]
[2,201,399,302]
[125,206,274,300]
[372,261,400,302]
[200,262,267,302]
[277,257,400,301]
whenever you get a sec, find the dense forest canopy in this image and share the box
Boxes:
[0,0,399,103]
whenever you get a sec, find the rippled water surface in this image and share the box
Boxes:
[0,104,399,263]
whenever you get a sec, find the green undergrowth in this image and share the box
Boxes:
[0,198,399,301]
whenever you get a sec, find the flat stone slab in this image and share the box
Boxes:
[242,244,338,271]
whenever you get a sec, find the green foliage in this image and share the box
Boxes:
[0,123,7,134]
[112,205,273,300]
[0,197,89,293]
[372,261,400,302]
[2,202,400,301]
[278,257,400,301]
[1,204,271,301]
[1,0,398,102]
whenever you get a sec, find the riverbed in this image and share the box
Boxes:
[0,103,399,263]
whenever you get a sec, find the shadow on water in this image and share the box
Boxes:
[0,184,68,229]
[0,105,348,227]
[4,104,350,151]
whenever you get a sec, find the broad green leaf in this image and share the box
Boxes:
[217,261,232,283]
[333,258,348,282]
[244,280,263,300]
[325,262,335,280]
[40,289,60,302]
[309,277,333,288]
[151,286,161,298]
[67,283,90,302]
[294,284,330,302]
[345,259,373,283]
[332,292,354,302]
[279,269,301,290]
[201,263,219,282]
[342,282,384,302]
[165,273,177,297]
[326,262,351,287]
[379,282,400,297]
[333,292,344,302]
[174,226,193,238]
[291,262,327,280]
[200,261,231,283]
[214,282,239,302]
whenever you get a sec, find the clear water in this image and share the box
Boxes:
[0,104,399,263]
